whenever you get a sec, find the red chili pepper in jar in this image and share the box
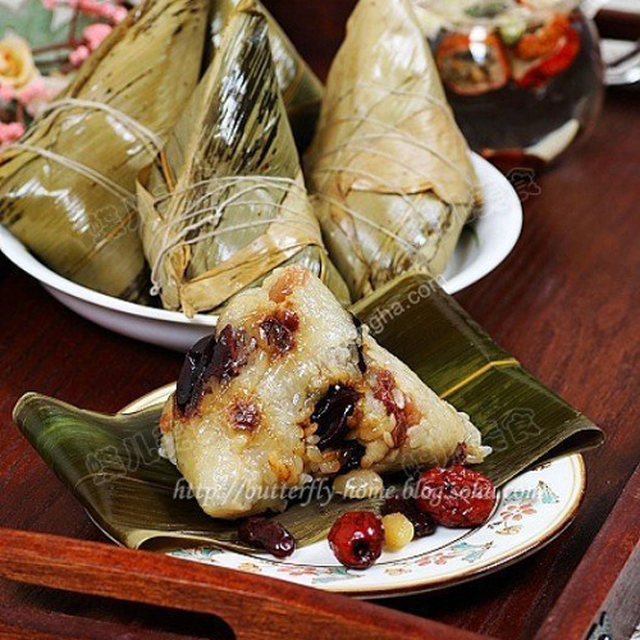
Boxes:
[512,14,581,89]
[436,32,509,96]
[514,14,571,60]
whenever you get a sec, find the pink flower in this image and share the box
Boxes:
[16,77,47,105]
[0,83,15,103]
[110,5,127,23]
[77,0,100,13]
[23,74,69,118]
[0,121,26,145]
[83,23,112,51]
[78,0,109,18]
[75,0,127,25]
[41,0,58,8]
[69,44,90,68]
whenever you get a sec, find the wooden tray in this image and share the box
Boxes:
[0,465,637,639]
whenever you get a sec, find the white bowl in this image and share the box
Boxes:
[0,154,522,351]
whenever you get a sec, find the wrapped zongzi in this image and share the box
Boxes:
[0,0,208,301]
[305,0,479,301]
[160,265,489,519]
[208,0,323,149]
[137,5,349,316]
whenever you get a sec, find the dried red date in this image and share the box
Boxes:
[176,325,252,416]
[337,440,366,473]
[328,511,384,569]
[448,442,469,467]
[416,466,496,528]
[238,517,296,558]
[260,309,299,355]
[230,399,260,432]
[372,370,420,448]
[176,334,216,417]
[207,324,251,382]
[311,384,361,449]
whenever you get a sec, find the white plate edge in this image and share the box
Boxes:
[0,153,522,327]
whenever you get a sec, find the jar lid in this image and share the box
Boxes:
[412,0,580,33]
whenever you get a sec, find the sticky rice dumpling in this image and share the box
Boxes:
[0,0,208,301]
[208,0,323,149]
[159,265,489,519]
[305,0,479,301]
[137,6,349,316]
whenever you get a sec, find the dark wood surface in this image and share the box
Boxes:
[1,4,639,639]
[534,464,640,640]
[0,528,492,640]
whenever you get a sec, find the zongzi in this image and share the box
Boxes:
[0,0,208,301]
[159,265,489,519]
[304,0,479,301]
[208,0,323,150]
[137,6,349,317]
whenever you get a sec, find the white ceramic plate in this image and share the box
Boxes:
[0,154,522,351]
[121,384,584,598]
[601,38,640,86]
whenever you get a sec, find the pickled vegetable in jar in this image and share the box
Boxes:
[412,0,604,171]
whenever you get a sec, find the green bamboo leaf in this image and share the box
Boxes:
[13,273,603,552]
[352,273,604,486]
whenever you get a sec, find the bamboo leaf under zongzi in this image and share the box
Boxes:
[12,273,603,551]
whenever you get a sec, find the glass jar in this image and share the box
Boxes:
[412,0,604,172]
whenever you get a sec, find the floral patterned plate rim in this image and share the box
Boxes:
[120,386,586,599]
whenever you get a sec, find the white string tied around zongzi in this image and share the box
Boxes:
[312,117,476,193]
[153,177,307,238]
[313,163,421,216]
[9,142,136,206]
[315,191,431,262]
[149,176,316,296]
[314,160,467,257]
[308,76,475,276]
[316,79,450,128]
[314,179,461,264]
[5,100,163,219]
[313,157,468,271]
[152,175,306,209]
[311,76,474,195]
[43,98,164,152]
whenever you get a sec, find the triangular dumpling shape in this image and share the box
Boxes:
[208,0,323,149]
[305,0,479,300]
[137,6,348,316]
[160,265,489,518]
[0,0,208,301]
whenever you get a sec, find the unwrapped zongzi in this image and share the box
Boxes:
[0,0,208,301]
[160,265,489,519]
[137,6,349,316]
[305,0,479,300]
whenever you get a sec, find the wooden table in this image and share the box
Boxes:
[0,5,639,639]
